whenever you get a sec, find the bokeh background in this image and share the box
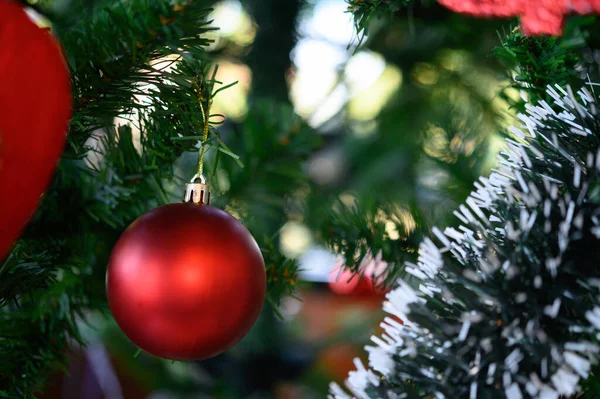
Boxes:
[40,0,529,397]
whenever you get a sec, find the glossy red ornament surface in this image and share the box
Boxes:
[0,0,72,258]
[438,0,600,35]
[106,203,266,361]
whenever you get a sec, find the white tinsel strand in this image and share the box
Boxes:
[331,84,600,398]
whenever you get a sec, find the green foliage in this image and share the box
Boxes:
[581,364,600,396]
[306,194,422,284]
[331,7,600,398]
[0,1,309,396]
[1,0,215,394]
[494,27,584,111]
[355,81,600,399]
[305,0,508,287]
[331,75,600,398]
[212,100,322,234]
[5,0,600,396]
[208,100,323,309]
[347,0,411,39]
[329,0,600,297]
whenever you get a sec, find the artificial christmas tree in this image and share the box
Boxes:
[0,1,317,396]
[333,81,600,399]
[6,0,600,397]
[332,1,600,398]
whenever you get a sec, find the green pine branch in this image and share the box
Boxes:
[332,16,600,399]
[494,26,584,111]
[1,2,317,394]
[347,0,411,40]
[0,1,219,396]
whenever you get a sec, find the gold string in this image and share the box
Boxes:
[193,78,210,178]
[197,102,210,177]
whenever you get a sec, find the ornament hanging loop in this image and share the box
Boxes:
[190,173,207,185]
[184,173,211,205]
[194,76,211,180]
[184,76,212,205]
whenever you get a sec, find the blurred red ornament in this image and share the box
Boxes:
[438,0,600,35]
[329,266,375,296]
[106,200,266,361]
[0,0,72,258]
[328,253,390,296]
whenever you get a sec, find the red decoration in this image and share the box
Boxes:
[0,0,72,258]
[328,254,390,296]
[106,203,266,361]
[438,0,600,35]
[329,266,376,296]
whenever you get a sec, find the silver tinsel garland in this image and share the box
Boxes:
[330,84,600,399]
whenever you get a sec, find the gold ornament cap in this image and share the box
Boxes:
[184,174,211,205]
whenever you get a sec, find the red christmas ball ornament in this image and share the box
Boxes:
[106,180,266,361]
[0,0,72,258]
[438,0,600,36]
[329,266,375,296]
[328,253,390,296]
